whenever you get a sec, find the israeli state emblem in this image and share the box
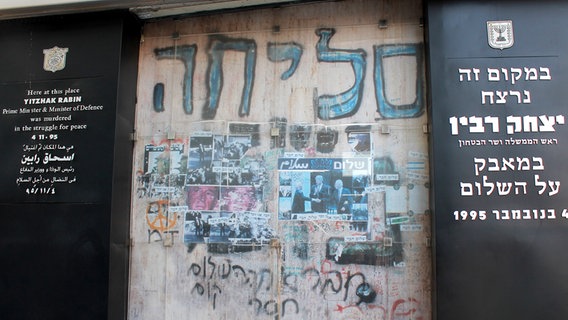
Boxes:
[487,20,514,50]
[43,46,68,72]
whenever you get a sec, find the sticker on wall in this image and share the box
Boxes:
[347,132,371,154]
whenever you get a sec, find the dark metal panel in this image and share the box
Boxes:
[0,11,139,320]
[427,1,568,319]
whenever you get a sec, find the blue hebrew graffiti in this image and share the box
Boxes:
[374,44,423,118]
[267,42,303,80]
[154,45,197,114]
[315,28,367,120]
[202,35,257,119]
[153,83,164,112]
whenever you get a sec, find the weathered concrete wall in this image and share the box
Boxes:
[128,0,430,319]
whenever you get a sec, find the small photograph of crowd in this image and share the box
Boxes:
[212,134,251,161]
[183,210,275,245]
[219,160,266,186]
[187,134,255,186]
[278,157,371,233]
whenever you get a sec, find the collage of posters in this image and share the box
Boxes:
[139,130,399,257]
[140,133,274,250]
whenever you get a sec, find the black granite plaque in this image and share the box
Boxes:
[428,1,568,319]
[0,11,140,319]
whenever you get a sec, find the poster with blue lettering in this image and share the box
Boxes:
[277,157,371,232]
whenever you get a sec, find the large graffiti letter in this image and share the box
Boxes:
[154,45,197,114]
[315,28,367,119]
[202,35,257,119]
[374,44,423,118]
[153,83,165,112]
[267,42,303,80]
[282,298,299,317]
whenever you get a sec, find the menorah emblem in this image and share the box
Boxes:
[43,46,68,72]
[493,25,507,42]
[487,20,514,50]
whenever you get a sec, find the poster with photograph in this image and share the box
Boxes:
[186,185,220,211]
[183,210,274,251]
[188,134,213,169]
[277,157,372,235]
[212,135,251,161]
[140,142,188,200]
[347,132,372,154]
[143,144,167,175]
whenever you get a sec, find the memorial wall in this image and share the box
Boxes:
[3,1,568,319]
[128,0,431,319]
